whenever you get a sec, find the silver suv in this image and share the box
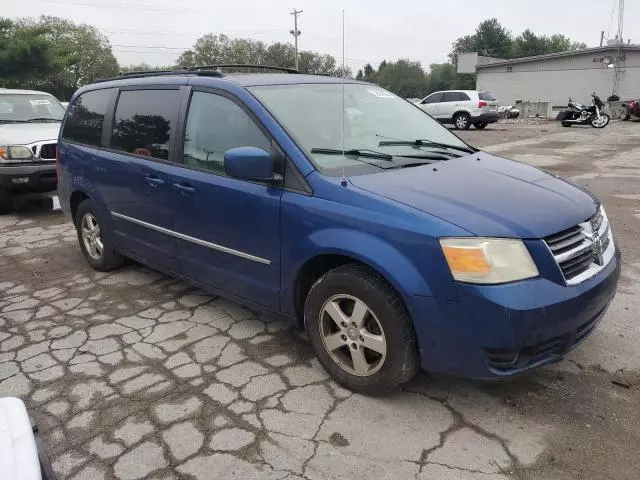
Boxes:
[0,89,64,211]
[417,90,499,130]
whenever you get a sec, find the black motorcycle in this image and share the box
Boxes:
[558,93,610,128]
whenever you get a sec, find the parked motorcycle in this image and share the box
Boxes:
[498,104,520,119]
[621,99,640,121]
[558,93,609,128]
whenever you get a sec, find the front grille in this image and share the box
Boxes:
[39,143,57,160]
[544,206,614,285]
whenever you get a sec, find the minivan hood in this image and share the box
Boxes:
[0,123,61,146]
[348,152,597,238]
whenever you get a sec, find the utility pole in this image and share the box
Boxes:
[290,9,303,70]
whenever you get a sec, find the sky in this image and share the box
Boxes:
[4,0,638,71]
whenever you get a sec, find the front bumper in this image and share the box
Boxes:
[408,247,621,379]
[471,112,500,124]
[0,163,57,194]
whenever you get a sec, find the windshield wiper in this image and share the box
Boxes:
[377,137,474,154]
[0,119,28,123]
[26,117,62,123]
[310,147,393,161]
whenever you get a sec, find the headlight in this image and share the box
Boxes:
[0,146,36,163]
[440,238,539,284]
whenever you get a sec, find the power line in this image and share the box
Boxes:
[37,0,197,12]
[290,9,303,70]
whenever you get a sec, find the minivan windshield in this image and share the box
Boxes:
[0,94,66,123]
[249,83,471,176]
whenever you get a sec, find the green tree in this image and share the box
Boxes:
[513,30,587,58]
[0,18,54,80]
[1,16,118,99]
[176,34,350,76]
[450,19,588,63]
[449,19,513,63]
[426,63,461,92]
[374,59,428,98]
[119,63,176,74]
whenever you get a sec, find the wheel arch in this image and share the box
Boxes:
[452,110,471,120]
[69,189,90,222]
[289,230,434,323]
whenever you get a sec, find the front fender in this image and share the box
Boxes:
[307,228,433,297]
[280,227,446,318]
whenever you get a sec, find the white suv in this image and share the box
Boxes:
[417,90,499,130]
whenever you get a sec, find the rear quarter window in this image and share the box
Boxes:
[478,92,497,101]
[62,89,114,146]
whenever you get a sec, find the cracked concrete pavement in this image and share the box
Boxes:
[1,120,639,479]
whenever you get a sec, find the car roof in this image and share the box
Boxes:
[430,90,480,95]
[0,88,56,96]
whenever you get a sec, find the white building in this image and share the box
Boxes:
[459,45,640,107]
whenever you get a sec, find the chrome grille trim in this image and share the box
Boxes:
[25,141,58,161]
[544,206,615,285]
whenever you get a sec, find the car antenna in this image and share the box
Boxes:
[340,8,348,187]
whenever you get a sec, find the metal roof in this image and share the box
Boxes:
[476,44,640,69]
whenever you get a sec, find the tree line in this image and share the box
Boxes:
[1,16,587,100]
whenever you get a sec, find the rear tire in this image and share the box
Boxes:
[304,264,419,396]
[75,199,126,271]
[622,107,631,121]
[561,121,572,127]
[474,123,487,129]
[453,112,471,130]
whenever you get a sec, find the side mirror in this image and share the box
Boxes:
[224,147,282,184]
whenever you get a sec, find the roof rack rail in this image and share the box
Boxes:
[187,64,299,74]
[95,69,223,83]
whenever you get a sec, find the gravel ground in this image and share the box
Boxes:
[0,120,639,480]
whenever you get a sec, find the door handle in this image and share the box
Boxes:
[144,176,165,187]
[173,183,196,195]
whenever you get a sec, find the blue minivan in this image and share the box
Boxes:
[57,67,620,395]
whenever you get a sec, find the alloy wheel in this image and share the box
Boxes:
[455,115,469,129]
[81,213,103,260]
[318,294,387,376]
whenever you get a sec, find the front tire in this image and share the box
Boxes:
[75,199,126,271]
[304,264,419,396]
[473,123,487,129]
[453,112,471,130]
[0,189,13,214]
[561,121,572,127]
[591,113,610,128]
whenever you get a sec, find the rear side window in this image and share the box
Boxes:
[442,92,468,102]
[63,89,114,146]
[111,89,181,160]
[479,92,497,101]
